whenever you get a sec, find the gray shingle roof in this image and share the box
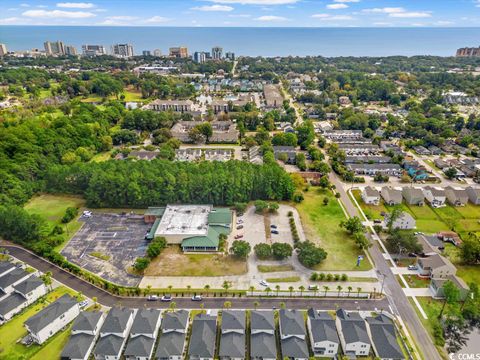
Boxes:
[221,310,245,330]
[251,332,277,359]
[250,310,275,331]
[366,314,404,360]
[130,308,161,335]
[25,294,78,333]
[61,333,95,359]
[94,334,124,357]
[124,335,155,357]
[12,276,44,296]
[0,268,29,290]
[161,310,189,331]
[155,331,186,358]
[307,309,339,344]
[336,309,370,345]
[219,332,245,358]
[281,336,309,359]
[188,314,216,358]
[279,309,305,337]
[72,311,103,332]
[100,307,134,334]
[0,293,26,316]
[0,261,16,275]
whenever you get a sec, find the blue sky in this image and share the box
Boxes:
[0,0,479,27]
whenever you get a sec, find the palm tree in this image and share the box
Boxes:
[223,301,232,309]
[167,285,173,293]
[299,285,305,297]
[249,286,255,296]
[145,285,152,297]
[280,302,286,309]
[169,301,176,312]
[41,271,53,291]
[253,301,259,310]
[222,281,230,295]
[357,287,362,297]
[347,286,353,297]
[275,285,280,296]
[337,285,343,297]
[204,284,210,296]
[265,287,272,296]
[92,296,98,309]
[288,286,294,297]
[323,286,329,297]
[76,291,83,301]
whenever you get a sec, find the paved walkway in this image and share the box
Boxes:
[403,288,433,297]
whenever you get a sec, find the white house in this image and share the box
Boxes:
[124,309,162,360]
[0,267,32,300]
[335,309,371,357]
[362,186,380,205]
[423,187,446,207]
[383,211,416,230]
[25,294,80,344]
[307,309,339,358]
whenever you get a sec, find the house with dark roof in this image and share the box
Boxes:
[61,311,105,360]
[307,309,339,358]
[445,187,469,206]
[335,309,371,357]
[273,146,297,164]
[124,309,162,360]
[279,309,309,360]
[250,310,276,360]
[0,275,47,322]
[25,294,80,344]
[0,267,31,299]
[417,254,456,279]
[94,307,135,360]
[0,261,16,279]
[366,314,404,360]
[188,313,217,360]
[156,310,189,360]
[219,310,246,360]
[362,186,380,205]
[466,186,480,205]
[402,188,425,206]
[381,187,403,206]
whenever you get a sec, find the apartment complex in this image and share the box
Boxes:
[169,46,189,58]
[112,43,134,58]
[82,44,107,57]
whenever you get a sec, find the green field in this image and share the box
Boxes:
[0,287,79,360]
[24,194,85,252]
[296,188,371,271]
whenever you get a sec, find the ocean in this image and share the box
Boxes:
[1,26,480,57]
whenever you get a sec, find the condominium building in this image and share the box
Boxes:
[225,51,235,61]
[212,46,223,60]
[65,45,77,56]
[153,49,162,57]
[0,44,8,57]
[194,51,207,64]
[169,46,189,58]
[82,44,107,56]
[44,41,65,56]
[456,46,480,57]
[112,43,134,58]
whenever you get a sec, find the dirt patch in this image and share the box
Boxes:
[145,246,247,276]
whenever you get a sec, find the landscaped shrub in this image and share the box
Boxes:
[341,273,348,281]
[61,207,79,223]
[326,273,333,281]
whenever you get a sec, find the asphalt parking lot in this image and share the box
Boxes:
[61,213,151,287]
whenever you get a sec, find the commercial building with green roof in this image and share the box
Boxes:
[144,205,232,252]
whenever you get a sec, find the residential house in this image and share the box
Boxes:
[273,146,296,164]
[219,310,246,360]
[0,275,46,323]
[466,186,480,205]
[417,254,456,279]
[428,146,443,155]
[0,267,31,299]
[381,187,403,206]
[94,307,135,360]
[171,121,239,143]
[155,310,189,360]
[124,309,162,360]
[345,156,392,164]
[335,309,371,358]
[323,130,362,141]
[61,311,105,360]
[437,231,462,246]
[279,309,309,360]
[413,145,431,155]
[445,186,469,206]
[128,150,159,161]
[434,158,449,169]
[0,261,16,279]
[361,186,380,205]
[365,314,404,360]
[347,163,402,177]
[250,310,276,360]
[383,212,416,230]
[339,144,381,156]
[402,188,425,206]
[147,99,193,113]
[188,314,217,360]
[307,309,339,358]
[423,187,446,207]
[25,294,80,344]
[416,235,441,257]
[430,276,470,301]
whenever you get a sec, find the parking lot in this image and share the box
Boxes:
[61,213,151,287]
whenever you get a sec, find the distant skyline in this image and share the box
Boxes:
[0,0,479,28]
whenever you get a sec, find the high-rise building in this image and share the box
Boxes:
[142,50,152,56]
[169,46,189,58]
[112,43,134,58]
[153,49,162,57]
[65,45,77,56]
[82,44,107,57]
[193,51,206,64]
[225,52,235,61]
[0,44,7,57]
[44,41,65,56]
[212,46,223,60]
[456,46,480,57]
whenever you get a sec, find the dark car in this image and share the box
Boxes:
[271,230,279,235]
[270,225,277,229]
[236,225,244,230]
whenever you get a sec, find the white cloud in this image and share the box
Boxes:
[390,11,431,18]
[22,9,96,18]
[145,16,170,23]
[327,3,348,9]
[20,3,30,7]
[255,15,289,21]
[56,2,95,8]
[0,17,23,24]
[334,0,360,2]
[311,13,353,20]
[207,0,298,4]
[105,15,138,20]
[362,7,405,14]
[191,5,234,11]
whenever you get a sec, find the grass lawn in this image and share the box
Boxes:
[351,190,388,220]
[399,275,431,288]
[0,286,79,360]
[442,244,480,285]
[90,151,112,162]
[145,246,247,276]
[24,194,86,251]
[265,276,301,283]
[257,264,294,273]
[296,188,371,271]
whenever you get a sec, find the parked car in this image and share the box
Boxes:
[79,300,89,308]
[191,295,202,301]
[373,219,382,224]
[147,295,159,301]
[308,285,318,291]
[271,230,279,235]
[270,224,277,229]
[234,234,243,239]
[236,219,244,224]
[236,225,244,230]
[259,280,270,287]
[82,210,92,218]
[161,295,172,302]
[408,265,418,270]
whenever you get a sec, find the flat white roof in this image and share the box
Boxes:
[155,205,211,236]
